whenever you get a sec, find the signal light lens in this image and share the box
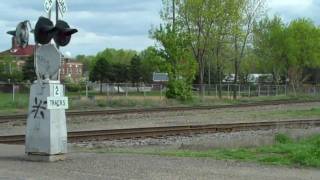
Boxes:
[34,17,56,45]
[34,16,77,46]
[54,20,78,47]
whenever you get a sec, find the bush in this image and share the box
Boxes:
[275,134,293,144]
[65,83,85,92]
[166,79,193,101]
[64,78,86,92]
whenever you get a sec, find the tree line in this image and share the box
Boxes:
[2,0,320,101]
[0,55,36,83]
[149,0,320,100]
[85,47,166,92]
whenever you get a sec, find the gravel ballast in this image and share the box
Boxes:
[1,102,320,136]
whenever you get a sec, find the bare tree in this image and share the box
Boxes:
[177,0,217,97]
[232,0,266,99]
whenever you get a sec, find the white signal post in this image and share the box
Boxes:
[25,0,70,162]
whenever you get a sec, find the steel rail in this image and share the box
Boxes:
[0,99,319,124]
[1,119,320,145]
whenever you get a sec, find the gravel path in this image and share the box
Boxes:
[1,102,320,135]
[0,144,319,180]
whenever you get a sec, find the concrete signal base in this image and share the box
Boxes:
[25,81,68,162]
[26,153,66,162]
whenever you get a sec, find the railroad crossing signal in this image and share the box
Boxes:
[34,16,77,46]
[45,0,67,16]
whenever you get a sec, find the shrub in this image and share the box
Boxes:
[275,134,293,144]
[166,79,193,101]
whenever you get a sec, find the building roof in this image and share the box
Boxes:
[0,45,35,58]
[10,45,35,57]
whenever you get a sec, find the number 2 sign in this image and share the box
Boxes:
[53,84,63,97]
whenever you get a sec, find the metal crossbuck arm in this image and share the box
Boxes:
[57,0,67,16]
[44,0,54,13]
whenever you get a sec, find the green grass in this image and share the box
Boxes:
[280,108,320,117]
[1,91,320,115]
[247,107,320,120]
[0,93,29,114]
[92,134,320,168]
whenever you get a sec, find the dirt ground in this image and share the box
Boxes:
[0,144,319,180]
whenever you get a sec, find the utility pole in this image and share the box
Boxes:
[172,0,175,32]
[55,0,59,49]
[208,60,211,93]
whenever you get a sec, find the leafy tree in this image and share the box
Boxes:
[253,17,320,92]
[22,56,36,82]
[89,57,112,93]
[113,63,129,83]
[207,0,246,98]
[111,63,129,93]
[130,55,143,84]
[176,0,217,96]
[253,16,288,83]
[153,24,197,100]
[140,46,166,83]
[95,48,137,65]
[231,0,266,99]
[151,0,197,100]
[286,19,320,88]
[0,55,23,83]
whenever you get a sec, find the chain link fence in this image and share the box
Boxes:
[1,82,320,104]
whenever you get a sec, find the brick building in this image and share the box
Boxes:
[0,38,83,82]
[60,58,83,82]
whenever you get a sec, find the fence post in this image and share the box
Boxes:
[258,85,261,97]
[285,85,287,96]
[215,84,218,98]
[85,83,88,98]
[12,84,15,102]
[227,84,230,98]
[248,84,251,97]
[160,84,162,100]
[107,83,109,98]
[125,83,128,97]
[238,84,241,97]
[276,85,278,96]
[267,85,270,96]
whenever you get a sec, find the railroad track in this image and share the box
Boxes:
[1,119,320,145]
[0,99,319,124]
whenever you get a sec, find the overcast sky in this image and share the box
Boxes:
[0,0,319,57]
